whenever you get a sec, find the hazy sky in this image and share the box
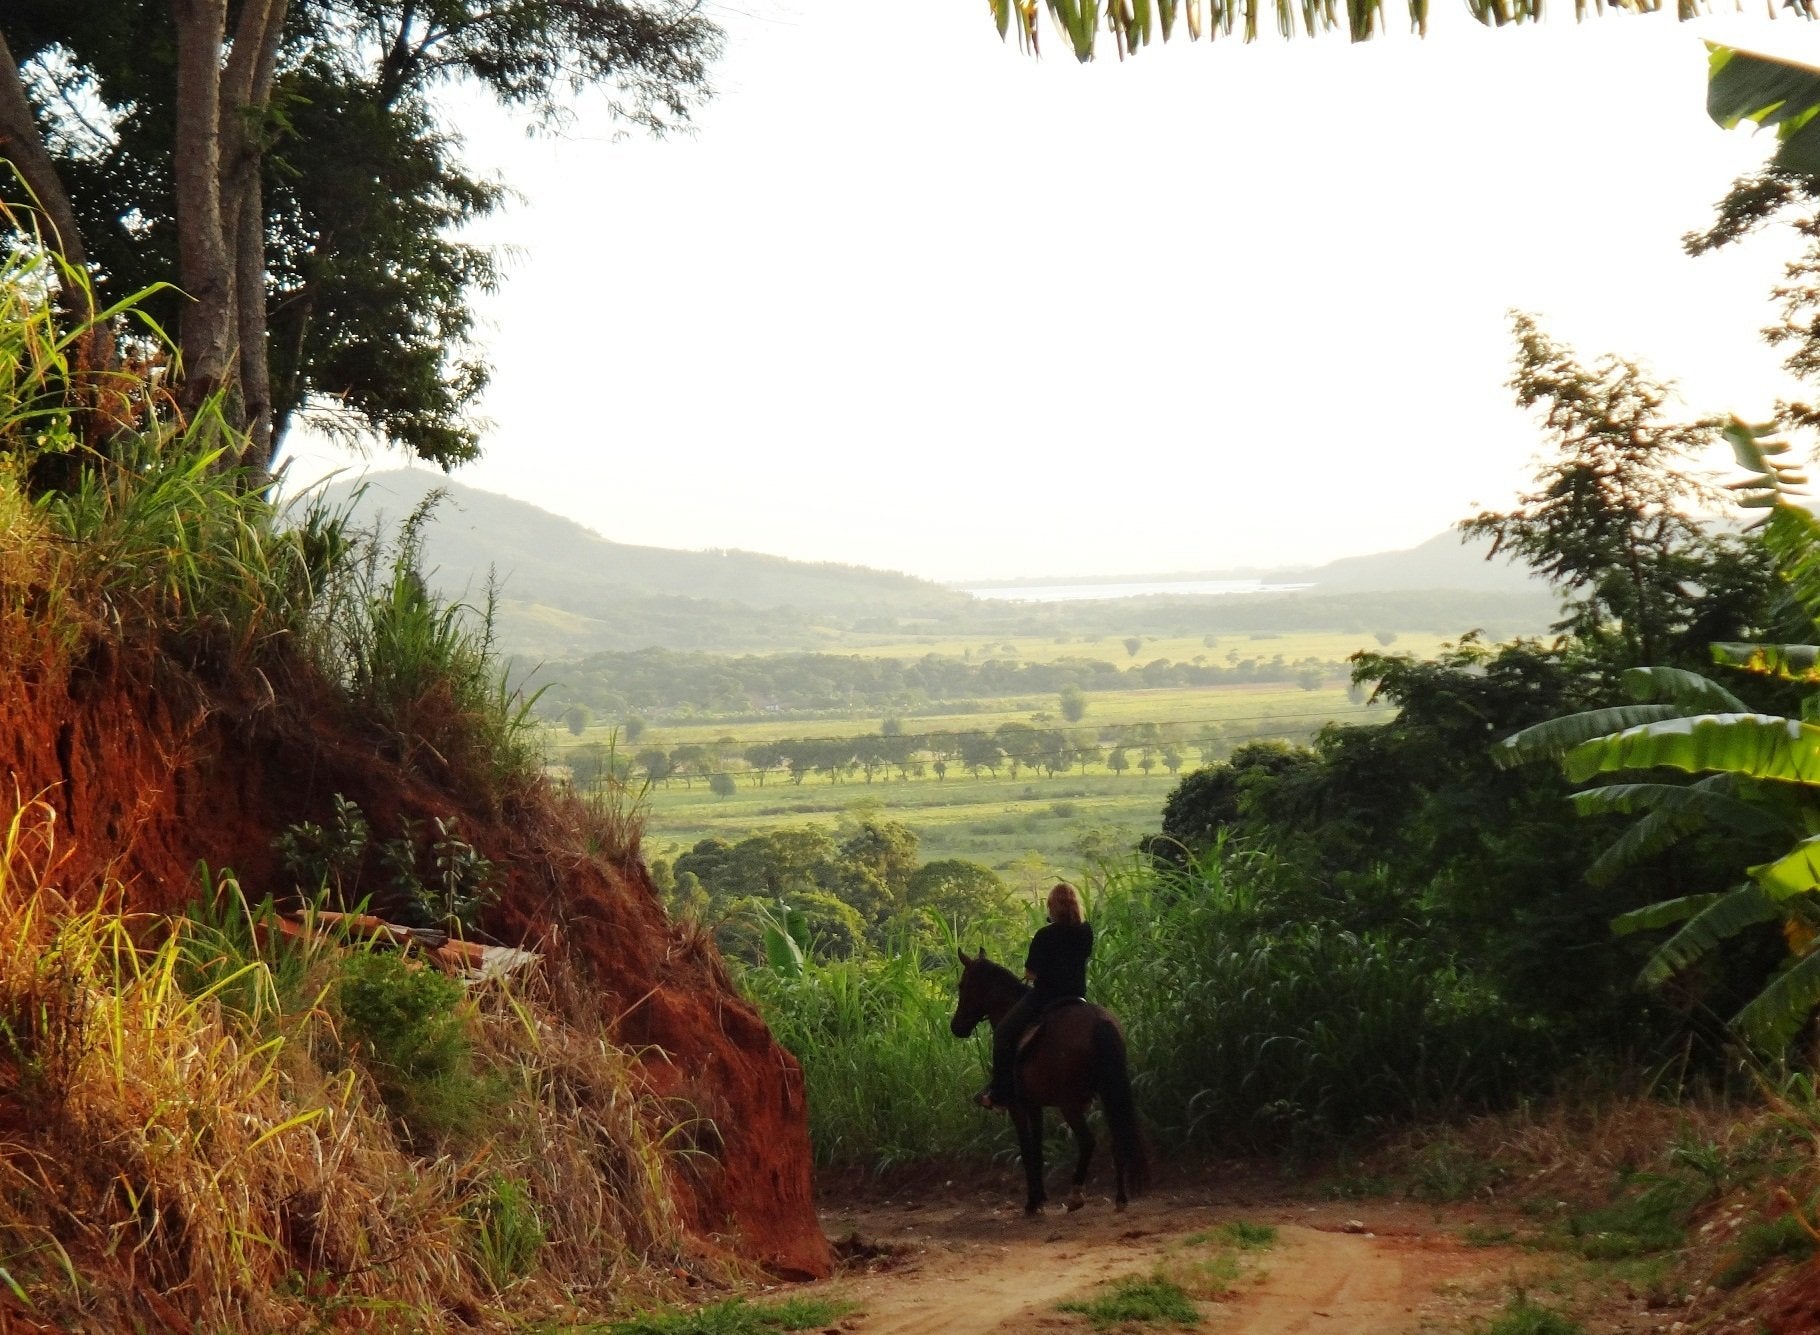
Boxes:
[278,1,1820,582]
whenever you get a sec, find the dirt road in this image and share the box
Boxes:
[809,1175,1668,1334]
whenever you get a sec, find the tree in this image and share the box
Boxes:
[1498,423,1820,1051]
[561,703,591,736]
[625,716,648,744]
[1106,745,1129,777]
[1461,314,1751,669]
[906,859,1013,940]
[1123,636,1143,659]
[708,771,737,798]
[1059,685,1087,722]
[0,0,720,467]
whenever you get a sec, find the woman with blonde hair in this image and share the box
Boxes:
[977,881,1094,1111]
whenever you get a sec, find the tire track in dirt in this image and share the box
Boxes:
[815,1186,1557,1335]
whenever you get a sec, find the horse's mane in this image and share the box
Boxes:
[971,955,1025,992]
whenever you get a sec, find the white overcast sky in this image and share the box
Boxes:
[277,0,1820,582]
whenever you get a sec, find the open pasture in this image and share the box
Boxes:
[638,767,1182,876]
[550,678,1388,874]
[572,684,1380,753]
[824,628,1456,666]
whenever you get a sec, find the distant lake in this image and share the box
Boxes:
[960,578,1314,603]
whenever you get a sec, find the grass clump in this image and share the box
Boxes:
[1480,1296,1585,1335]
[605,1296,855,1334]
[1557,1169,1710,1260]
[1714,1209,1818,1288]
[1058,1273,1201,1329]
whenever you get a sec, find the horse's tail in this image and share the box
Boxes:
[1091,1016,1149,1198]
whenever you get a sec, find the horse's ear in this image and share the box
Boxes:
[978,944,989,961]
[958,948,974,966]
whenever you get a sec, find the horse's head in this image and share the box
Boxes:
[951,947,1011,1038]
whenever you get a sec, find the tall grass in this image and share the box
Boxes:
[0,800,702,1329]
[740,949,1002,1169]
[740,839,1554,1170]
[0,257,544,791]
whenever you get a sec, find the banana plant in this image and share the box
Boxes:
[1499,421,1820,1050]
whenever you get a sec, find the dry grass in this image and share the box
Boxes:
[0,798,715,1331]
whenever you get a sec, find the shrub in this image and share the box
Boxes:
[334,948,494,1145]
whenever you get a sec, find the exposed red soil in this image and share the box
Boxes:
[0,639,831,1280]
[810,1175,1672,1334]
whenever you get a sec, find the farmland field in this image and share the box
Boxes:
[547,668,1396,875]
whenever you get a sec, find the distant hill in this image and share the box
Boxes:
[1282,530,1538,593]
[311,470,973,656]
[301,470,1556,657]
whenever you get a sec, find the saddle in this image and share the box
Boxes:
[1014,996,1087,1057]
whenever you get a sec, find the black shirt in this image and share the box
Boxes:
[1025,921,1093,1001]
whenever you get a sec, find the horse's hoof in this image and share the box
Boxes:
[1025,1204,1045,1217]
[1114,1199,1128,1213]
[1065,1197,1085,1213]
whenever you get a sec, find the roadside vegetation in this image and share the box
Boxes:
[701,312,1820,1329]
[0,259,727,1330]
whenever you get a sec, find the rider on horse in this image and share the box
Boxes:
[976,881,1093,1112]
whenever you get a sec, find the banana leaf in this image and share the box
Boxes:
[1629,882,1780,989]
[1564,714,1820,787]
[1498,703,1682,766]
[1707,44,1820,180]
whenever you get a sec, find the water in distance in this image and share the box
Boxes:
[961,578,1314,603]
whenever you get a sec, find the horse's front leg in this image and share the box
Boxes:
[1013,1105,1046,1215]
[1061,1105,1095,1212]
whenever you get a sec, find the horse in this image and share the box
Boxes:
[949,947,1149,1215]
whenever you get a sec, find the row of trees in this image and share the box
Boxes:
[560,717,1314,792]
[541,646,1343,724]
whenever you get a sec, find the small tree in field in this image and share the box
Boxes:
[708,772,737,798]
[1059,685,1087,722]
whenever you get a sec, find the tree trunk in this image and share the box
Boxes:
[0,33,89,283]
[169,0,236,424]
[219,0,289,472]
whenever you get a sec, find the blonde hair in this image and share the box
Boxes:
[1047,881,1084,925]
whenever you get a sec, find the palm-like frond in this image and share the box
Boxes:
[1751,833,1820,901]
[1629,881,1779,989]
[998,4,1808,59]
[1564,714,1820,786]
[1724,417,1809,516]
[1498,704,1683,767]
[1620,666,1748,713]
[1574,777,1794,884]
[1712,642,1820,684]
[1707,48,1820,181]
[1611,892,1720,937]
[1760,506,1820,633]
[1732,946,1820,1051]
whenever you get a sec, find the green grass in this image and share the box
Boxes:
[1058,1274,1201,1329]
[562,679,1384,872]
[642,768,1179,873]
[569,684,1374,752]
[601,1297,854,1334]
[1480,1296,1585,1335]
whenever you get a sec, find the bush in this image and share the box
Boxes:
[335,948,494,1145]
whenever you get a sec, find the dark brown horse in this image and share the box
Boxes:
[950,948,1149,1215]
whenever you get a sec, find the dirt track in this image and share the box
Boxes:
[808,1174,1666,1334]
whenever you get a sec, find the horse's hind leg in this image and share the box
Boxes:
[1061,1105,1095,1212]
[1014,1106,1046,1216]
